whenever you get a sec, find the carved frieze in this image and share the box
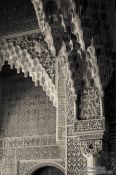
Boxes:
[0,135,56,148]
[74,119,105,132]
[79,88,101,120]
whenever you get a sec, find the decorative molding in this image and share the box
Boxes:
[79,88,102,120]
[0,135,56,148]
[0,38,58,107]
[67,126,74,136]
[79,134,105,141]
[5,32,56,82]
[74,119,105,132]
[18,160,65,175]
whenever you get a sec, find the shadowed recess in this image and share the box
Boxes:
[0,0,38,35]
[32,166,64,175]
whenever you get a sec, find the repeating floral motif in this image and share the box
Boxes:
[0,37,57,107]
[79,134,104,141]
[67,137,104,174]
[67,137,87,175]
[56,61,66,141]
[67,126,74,136]
[80,140,102,155]
[0,135,56,148]
[79,88,101,120]
[6,33,55,82]
[74,119,104,132]
[0,0,114,174]
[58,62,66,127]
[66,83,75,125]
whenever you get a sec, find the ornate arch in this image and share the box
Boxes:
[0,38,57,107]
[25,162,65,175]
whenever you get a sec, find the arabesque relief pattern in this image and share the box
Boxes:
[0,0,115,174]
[0,34,57,107]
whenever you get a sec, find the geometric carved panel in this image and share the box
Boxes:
[67,137,87,175]
[74,119,105,132]
[80,88,101,120]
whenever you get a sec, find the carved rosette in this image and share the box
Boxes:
[0,38,57,107]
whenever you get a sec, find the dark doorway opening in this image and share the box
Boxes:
[32,166,64,175]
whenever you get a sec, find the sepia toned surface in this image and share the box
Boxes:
[0,0,116,174]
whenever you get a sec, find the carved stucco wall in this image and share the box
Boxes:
[0,0,115,174]
[0,69,65,175]
[57,61,65,141]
